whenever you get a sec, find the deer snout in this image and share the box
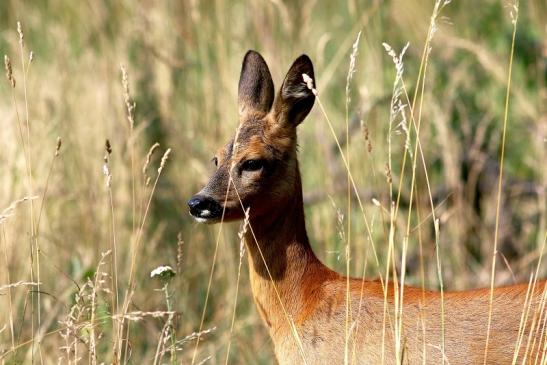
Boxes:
[187,195,222,222]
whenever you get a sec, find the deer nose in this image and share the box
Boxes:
[187,195,222,219]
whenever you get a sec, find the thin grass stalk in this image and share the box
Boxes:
[229,182,310,365]
[369,203,392,365]
[532,283,547,365]
[527,236,547,363]
[33,137,61,352]
[152,320,168,365]
[370,202,394,364]
[512,273,535,364]
[311,92,383,283]
[89,291,97,365]
[415,188,428,365]
[351,246,369,365]
[224,210,248,365]
[381,204,396,364]
[402,59,435,364]
[316,80,407,364]
[89,252,111,365]
[382,42,398,361]
[383,41,412,364]
[521,285,544,364]
[121,65,137,235]
[392,1,454,358]
[1,226,15,352]
[152,311,175,365]
[4,29,39,364]
[125,147,171,287]
[309,83,396,363]
[400,87,448,360]
[541,328,547,365]
[119,142,161,363]
[379,13,432,362]
[120,148,171,363]
[393,86,447,362]
[165,288,176,364]
[5,51,34,365]
[189,125,241,365]
[484,2,519,362]
[118,65,134,362]
[103,143,120,362]
[344,31,361,365]
[15,22,41,363]
[413,14,447,364]
[35,138,61,233]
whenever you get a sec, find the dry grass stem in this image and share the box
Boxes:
[484,1,520,362]
[0,197,38,225]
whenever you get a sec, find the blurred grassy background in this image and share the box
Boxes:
[0,0,545,363]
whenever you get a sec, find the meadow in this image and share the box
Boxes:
[0,0,545,363]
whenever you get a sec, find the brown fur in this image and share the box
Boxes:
[192,51,547,364]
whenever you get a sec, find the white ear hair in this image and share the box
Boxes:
[282,82,311,100]
[273,55,316,127]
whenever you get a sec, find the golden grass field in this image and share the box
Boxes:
[0,0,546,363]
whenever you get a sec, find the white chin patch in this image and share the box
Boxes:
[190,209,219,224]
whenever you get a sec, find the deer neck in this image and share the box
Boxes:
[243,166,331,333]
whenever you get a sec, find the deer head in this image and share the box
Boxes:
[188,50,315,223]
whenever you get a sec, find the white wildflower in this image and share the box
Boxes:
[150,265,176,280]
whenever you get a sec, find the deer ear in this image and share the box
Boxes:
[273,55,316,127]
[238,50,275,116]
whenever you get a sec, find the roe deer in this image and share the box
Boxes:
[188,50,546,364]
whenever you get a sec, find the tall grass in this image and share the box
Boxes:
[0,0,545,363]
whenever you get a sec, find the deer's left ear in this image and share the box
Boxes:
[273,55,316,127]
[238,50,275,117]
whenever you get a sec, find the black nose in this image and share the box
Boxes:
[187,195,222,219]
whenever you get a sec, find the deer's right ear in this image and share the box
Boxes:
[273,55,315,127]
[238,50,275,116]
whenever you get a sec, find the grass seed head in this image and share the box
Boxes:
[302,73,318,96]
[4,55,15,87]
[17,21,24,47]
[121,64,136,129]
[176,232,184,273]
[345,31,361,103]
[55,137,62,156]
[158,148,172,175]
[105,139,112,155]
[143,142,161,176]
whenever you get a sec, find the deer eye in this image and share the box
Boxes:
[212,157,218,167]
[241,159,265,172]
